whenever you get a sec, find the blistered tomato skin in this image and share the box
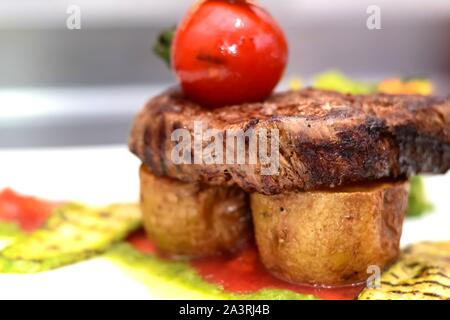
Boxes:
[172,0,288,108]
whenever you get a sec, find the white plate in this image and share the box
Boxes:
[0,145,448,299]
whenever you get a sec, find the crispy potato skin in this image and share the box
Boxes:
[140,165,252,257]
[251,182,409,286]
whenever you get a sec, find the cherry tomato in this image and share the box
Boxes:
[172,0,288,108]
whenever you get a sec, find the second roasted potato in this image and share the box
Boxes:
[140,165,252,257]
[251,182,409,286]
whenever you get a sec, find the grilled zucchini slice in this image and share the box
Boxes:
[0,203,141,273]
[359,241,450,300]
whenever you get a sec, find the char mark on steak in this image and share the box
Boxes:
[129,88,450,195]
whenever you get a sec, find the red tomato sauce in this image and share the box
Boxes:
[128,232,364,300]
[0,188,60,232]
[127,229,157,254]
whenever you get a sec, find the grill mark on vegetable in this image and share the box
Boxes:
[426,272,450,279]
[388,290,419,295]
[381,280,450,289]
[387,290,445,299]
[411,265,445,279]
[389,273,399,279]
[423,292,446,298]
[0,249,104,263]
[43,211,135,232]
[407,263,441,272]
[99,211,111,219]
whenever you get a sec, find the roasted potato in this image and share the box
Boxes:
[251,182,409,286]
[140,165,252,257]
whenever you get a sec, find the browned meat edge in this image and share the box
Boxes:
[129,88,450,195]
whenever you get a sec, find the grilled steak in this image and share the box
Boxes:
[129,88,450,195]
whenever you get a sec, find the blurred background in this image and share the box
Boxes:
[0,0,449,148]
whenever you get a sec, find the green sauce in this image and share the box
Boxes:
[106,243,317,300]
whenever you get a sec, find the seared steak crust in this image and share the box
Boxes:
[129,88,450,195]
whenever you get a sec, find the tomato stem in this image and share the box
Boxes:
[153,26,176,67]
